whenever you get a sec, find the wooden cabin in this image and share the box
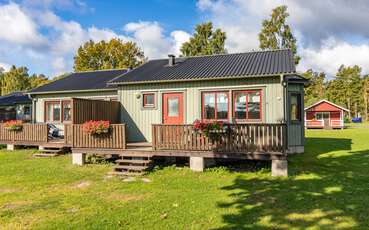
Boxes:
[0,50,307,176]
[305,100,349,129]
[0,92,32,122]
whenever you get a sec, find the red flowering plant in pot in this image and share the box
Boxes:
[4,120,23,131]
[193,119,229,140]
[82,120,110,136]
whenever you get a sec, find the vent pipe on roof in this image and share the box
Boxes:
[168,54,175,66]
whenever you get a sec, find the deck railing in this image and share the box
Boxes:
[0,123,48,143]
[71,124,126,149]
[152,123,287,153]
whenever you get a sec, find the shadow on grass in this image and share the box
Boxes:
[213,137,369,229]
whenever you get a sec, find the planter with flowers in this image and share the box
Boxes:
[4,120,23,131]
[193,119,229,141]
[82,120,110,136]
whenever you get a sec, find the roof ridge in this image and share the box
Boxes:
[147,49,292,61]
[74,68,127,74]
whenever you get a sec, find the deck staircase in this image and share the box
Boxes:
[111,155,152,176]
[33,147,66,158]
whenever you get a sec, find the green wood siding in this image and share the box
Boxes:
[287,83,305,147]
[118,76,285,142]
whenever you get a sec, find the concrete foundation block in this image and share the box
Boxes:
[38,146,45,151]
[190,157,205,172]
[72,153,86,166]
[7,144,16,151]
[271,159,288,177]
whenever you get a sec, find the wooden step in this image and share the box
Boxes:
[33,153,59,158]
[115,159,151,164]
[114,165,148,171]
[108,171,143,176]
[39,149,62,153]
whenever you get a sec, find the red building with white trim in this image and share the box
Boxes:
[304,100,349,129]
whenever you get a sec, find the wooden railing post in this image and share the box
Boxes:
[152,125,157,150]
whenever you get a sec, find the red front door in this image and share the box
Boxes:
[162,92,183,124]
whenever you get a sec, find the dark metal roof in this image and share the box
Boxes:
[109,49,296,85]
[0,92,31,106]
[29,69,128,93]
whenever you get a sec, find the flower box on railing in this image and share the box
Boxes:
[82,120,110,136]
[4,120,23,131]
[193,120,230,140]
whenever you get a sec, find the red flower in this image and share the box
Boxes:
[82,120,110,135]
[4,120,23,130]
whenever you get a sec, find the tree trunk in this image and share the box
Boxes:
[364,80,368,121]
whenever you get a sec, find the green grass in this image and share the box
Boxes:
[1,127,369,229]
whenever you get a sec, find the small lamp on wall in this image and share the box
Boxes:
[136,93,141,99]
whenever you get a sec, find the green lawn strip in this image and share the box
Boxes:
[0,127,369,229]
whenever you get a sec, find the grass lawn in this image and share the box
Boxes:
[1,128,369,229]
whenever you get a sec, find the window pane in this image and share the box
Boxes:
[203,93,215,119]
[24,106,31,115]
[247,91,261,119]
[47,103,53,121]
[168,98,179,117]
[234,92,247,119]
[316,113,322,120]
[290,94,300,121]
[63,102,71,121]
[53,104,61,121]
[143,94,155,107]
[217,92,228,119]
[146,94,154,105]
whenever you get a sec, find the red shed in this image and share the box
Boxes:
[304,100,349,129]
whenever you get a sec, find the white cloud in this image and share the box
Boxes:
[0,3,45,46]
[52,57,67,75]
[124,21,172,58]
[197,0,369,75]
[300,39,369,76]
[0,62,10,71]
[170,30,191,55]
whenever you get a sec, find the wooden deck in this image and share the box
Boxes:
[1,122,287,161]
[73,123,288,161]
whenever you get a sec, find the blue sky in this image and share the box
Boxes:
[0,0,369,78]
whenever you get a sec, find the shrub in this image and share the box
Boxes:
[82,120,110,135]
[4,120,23,131]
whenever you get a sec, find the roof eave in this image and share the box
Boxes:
[28,88,117,95]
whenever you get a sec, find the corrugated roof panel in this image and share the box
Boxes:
[109,49,296,84]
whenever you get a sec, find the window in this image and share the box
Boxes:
[62,101,71,122]
[233,90,262,121]
[202,92,229,121]
[315,112,329,120]
[167,98,179,117]
[290,93,301,121]
[23,105,31,116]
[45,100,71,122]
[143,93,155,108]
[45,101,61,122]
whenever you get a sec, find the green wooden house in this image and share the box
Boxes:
[1,49,306,176]
[109,49,306,154]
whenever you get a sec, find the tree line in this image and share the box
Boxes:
[304,66,369,120]
[0,66,50,96]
